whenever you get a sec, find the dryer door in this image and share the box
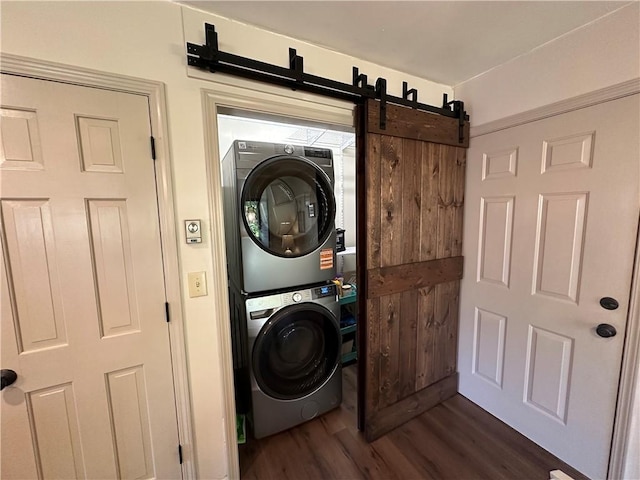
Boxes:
[241,156,335,258]
[252,303,340,400]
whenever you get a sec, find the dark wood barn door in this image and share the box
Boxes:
[356,98,469,440]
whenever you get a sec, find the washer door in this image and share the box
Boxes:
[241,156,335,258]
[252,303,340,400]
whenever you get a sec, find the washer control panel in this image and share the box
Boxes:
[312,284,336,299]
[282,289,312,306]
[246,294,281,312]
[246,284,336,316]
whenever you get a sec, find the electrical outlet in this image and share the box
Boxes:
[188,271,207,297]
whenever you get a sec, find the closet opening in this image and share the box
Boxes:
[215,107,359,463]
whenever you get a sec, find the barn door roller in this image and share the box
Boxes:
[186,24,468,142]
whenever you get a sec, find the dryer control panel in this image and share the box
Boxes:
[304,147,332,159]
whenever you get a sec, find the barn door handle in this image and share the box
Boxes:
[596,324,617,338]
[1,369,17,390]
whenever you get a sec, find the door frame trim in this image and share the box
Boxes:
[610,227,640,480]
[201,84,354,478]
[470,78,640,480]
[0,53,196,479]
[470,78,640,138]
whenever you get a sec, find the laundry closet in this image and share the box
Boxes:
[217,111,357,442]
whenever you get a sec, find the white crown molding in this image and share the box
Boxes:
[471,78,640,138]
[1,53,160,94]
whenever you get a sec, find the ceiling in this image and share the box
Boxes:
[181,1,630,86]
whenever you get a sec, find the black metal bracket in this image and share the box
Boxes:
[289,48,303,88]
[443,94,466,144]
[403,82,418,104]
[352,67,370,91]
[375,78,387,130]
[187,24,468,138]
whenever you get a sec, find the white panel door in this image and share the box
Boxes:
[0,74,181,479]
[459,94,639,479]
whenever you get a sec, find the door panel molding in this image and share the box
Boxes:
[0,53,195,479]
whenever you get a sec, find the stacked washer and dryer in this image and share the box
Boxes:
[222,140,342,439]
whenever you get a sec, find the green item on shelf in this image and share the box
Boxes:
[236,414,246,444]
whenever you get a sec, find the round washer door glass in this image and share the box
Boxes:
[252,303,340,400]
[241,156,335,257]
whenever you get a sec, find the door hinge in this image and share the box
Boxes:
[178,444,183,464]
[150,136,157,160]
[165,302,170,323]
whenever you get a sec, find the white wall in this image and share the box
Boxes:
[454,3,640,126]
[0,2,451,478]
[341,146,357,275]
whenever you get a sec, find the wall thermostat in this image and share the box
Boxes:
[185,220,202,244]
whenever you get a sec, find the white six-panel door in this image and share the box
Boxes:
[459,95,639,479]
[0,74,181,479]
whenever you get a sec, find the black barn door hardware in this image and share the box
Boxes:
[442,93,466,144]
[375,78,387,129]
[186,24,468,138]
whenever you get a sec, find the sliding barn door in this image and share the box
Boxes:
[357,99,469,440]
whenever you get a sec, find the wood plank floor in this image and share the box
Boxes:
[239,365,588,480]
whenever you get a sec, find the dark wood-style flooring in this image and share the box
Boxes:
[239,365,588,479]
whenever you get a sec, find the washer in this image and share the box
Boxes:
[222,140,337,293]
[245,283,342,439]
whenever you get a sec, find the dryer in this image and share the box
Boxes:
[245,283,342,438]
[222,140,337,293]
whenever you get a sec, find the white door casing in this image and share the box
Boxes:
[201,84,355,478]
[459,94,640,479]
[1,74,181,479]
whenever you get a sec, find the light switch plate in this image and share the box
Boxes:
[188,271,207,297]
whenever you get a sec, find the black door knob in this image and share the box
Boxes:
[596,324,617,338]
[600,297,619,310]
[1,369,17,390]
